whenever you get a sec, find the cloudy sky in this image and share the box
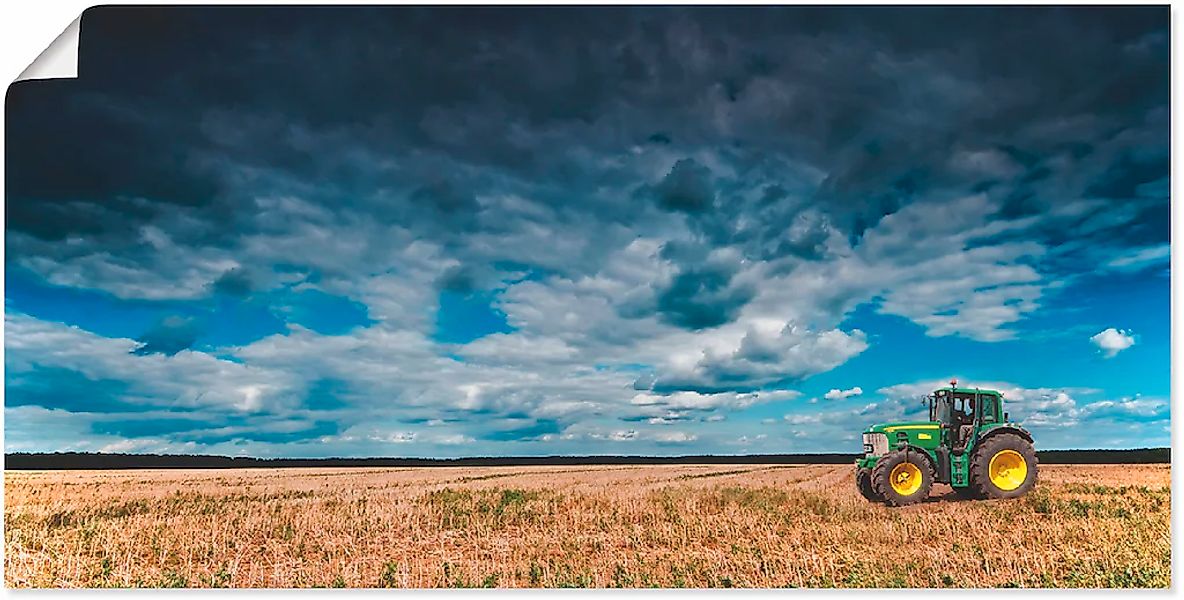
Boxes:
[5,6,1169,457]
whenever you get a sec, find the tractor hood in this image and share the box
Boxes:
[863,420,943,452]
[864,420,940,435]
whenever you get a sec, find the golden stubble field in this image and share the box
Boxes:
[3,463,1170,588]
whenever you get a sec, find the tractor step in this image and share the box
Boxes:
[950,454,966,486]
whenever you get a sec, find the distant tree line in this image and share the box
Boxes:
[3,448,1169,470]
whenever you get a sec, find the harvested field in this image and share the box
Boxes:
[4,463,1170,588]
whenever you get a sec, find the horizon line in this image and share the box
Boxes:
[4,448,1170,470]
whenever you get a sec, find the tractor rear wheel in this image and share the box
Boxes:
[855,467,881,502]
[871,450,933,507]
[969,433,1038,499]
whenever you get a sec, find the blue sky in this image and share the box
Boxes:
[4,6,1169,456]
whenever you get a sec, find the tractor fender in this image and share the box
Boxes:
[977,424,1034,445]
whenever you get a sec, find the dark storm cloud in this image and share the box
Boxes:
[409,179,481,222]
[653,159,716,213]
[647,132,673,145]
[436,265,479,294]
[132,316,201,356]
[435,263,510,295]
[5,83,221,243]
[653,264,755,330]
[211,267,254,297]
[7,6,1167,278]
[1085,152,1169,199]
[616,239,758,330]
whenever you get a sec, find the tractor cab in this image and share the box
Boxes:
[854,379,1037,506]
[929,386,1005,453]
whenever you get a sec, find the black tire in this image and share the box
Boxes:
[969,433,1038,499]
[871,450,934,507]
[855,467,881,502]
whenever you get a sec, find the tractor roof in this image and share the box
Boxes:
[934,387,1003,396]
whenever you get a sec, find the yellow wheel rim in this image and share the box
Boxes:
[889,462,923,496]
[989,449,1028,491]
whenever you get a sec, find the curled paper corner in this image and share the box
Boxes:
[15,16,81,82]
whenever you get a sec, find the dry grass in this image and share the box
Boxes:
[4,463,1169,588]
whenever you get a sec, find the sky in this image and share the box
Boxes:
[4,6,1169,457]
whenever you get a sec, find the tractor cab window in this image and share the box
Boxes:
[930,392,953,423]
[979,394,998,424]
[951,393,977,425]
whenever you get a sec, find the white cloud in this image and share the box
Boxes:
[630,389,798,414]
[5,312,301,414]
[824,386,862,400]
[647,322,868,392]
[368,431,418,444]
[607,430,638,442]
[1080,395,1168,420]
[433,434,476,446]
[1105,244,1170,271]
[1090,328,1135,358]
[653,431,698,444]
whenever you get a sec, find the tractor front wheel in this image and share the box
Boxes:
[855,467,881,502]
[969,433,1038,499]
[871,450,933,507]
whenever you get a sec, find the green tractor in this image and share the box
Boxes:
[855,380,1037,506]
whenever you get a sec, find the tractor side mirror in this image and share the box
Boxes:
[1004,412,1009,422]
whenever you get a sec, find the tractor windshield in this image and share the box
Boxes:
[930,390,986,426]
[929,392,953,423]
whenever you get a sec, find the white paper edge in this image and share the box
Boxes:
[15,15,80,82]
